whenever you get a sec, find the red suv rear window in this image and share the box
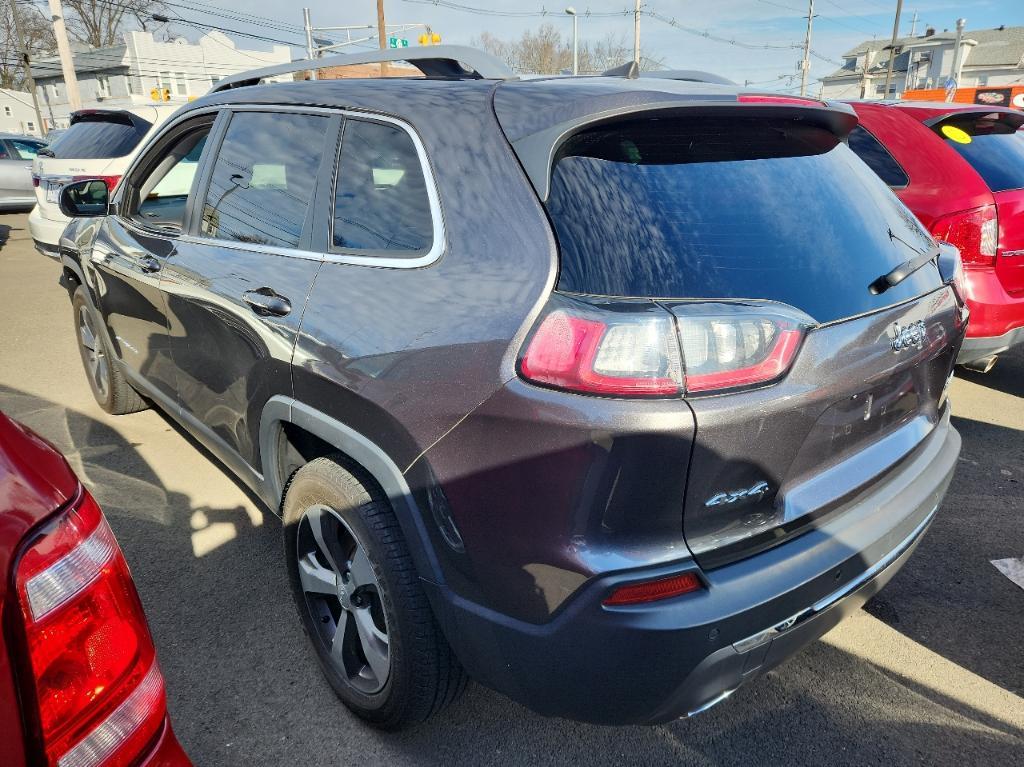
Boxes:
[934,112,1024,193]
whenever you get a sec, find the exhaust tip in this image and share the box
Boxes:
[961,355,998,374]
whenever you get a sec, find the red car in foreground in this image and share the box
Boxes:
[847,100,1024,371]
[0,412,190,767]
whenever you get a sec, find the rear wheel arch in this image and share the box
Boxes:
[259,396,445,585]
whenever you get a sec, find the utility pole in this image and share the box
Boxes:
[633,0,641,66]
[377,0,389,77]
[882,0,903,98]
[949,17,967,92]
[303,8,317,80]
[799,0,814,96]
[910,10,918,37]
[566,7,578,75]
[47,0,81,112]
[9,1,45,134]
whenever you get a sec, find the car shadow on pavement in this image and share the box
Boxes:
[1,383,1021,767]
[862,410,1024,698]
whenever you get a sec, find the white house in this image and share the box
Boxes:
[819,25,1024,100]
[0,89,42,136]
[29,30,291,129]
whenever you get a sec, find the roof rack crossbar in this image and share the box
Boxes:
[211,45,516,92]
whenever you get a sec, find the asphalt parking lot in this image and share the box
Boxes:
[1,211,1022,766]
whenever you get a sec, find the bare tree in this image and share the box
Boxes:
[62,0,164,49]
[473,24,664,75]
[0,0,56,89]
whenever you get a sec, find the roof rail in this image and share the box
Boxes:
[641,70,736,86]
[211,45,516,92]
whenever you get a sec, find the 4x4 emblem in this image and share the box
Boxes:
[891,320,926,352]
[705,480,771,508]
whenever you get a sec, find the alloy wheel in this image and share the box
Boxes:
[78,305,110,401]
[296,504,390,694]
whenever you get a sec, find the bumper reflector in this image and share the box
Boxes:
[602,572,703,606]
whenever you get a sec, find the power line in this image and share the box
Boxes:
[403,0,629,18]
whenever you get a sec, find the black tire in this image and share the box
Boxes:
[282,455,467,729]
[72,287,147,415]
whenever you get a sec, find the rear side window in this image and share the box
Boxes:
[546,115,941,324]
[934,113,1024,192]
[200,111,329,249]
[332,119,433,254]
[848,126,909,187]
[45,115,151,159]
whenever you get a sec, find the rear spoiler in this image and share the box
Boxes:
[69,109,152,133]
[923,108,1024,130]
[513,99,859,201]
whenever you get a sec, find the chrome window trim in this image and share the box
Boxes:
[326,113,444,267]
[114,102,445,270]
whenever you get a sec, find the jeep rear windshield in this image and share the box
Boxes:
[45,113,151,160]
[546,115,942,324]
[933,112,1024,193]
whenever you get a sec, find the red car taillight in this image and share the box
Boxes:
[518,296,810,397]
[930,204,998,268]
[13,490,169,767]
[72,175,121,192]
[32,174,40,188]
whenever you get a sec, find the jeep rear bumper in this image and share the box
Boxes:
[425,415,959,725]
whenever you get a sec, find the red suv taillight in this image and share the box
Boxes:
[518,295,810,397]
[12,490,169,767]
[930,204,998,268]
[72,175,121,192]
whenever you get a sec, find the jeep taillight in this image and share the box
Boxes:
[12,490,169,767]
[518,298,684,396]
[673,303,809,394]
[930,204,998,267]
[518,296,810,397]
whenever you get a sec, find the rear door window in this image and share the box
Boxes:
[45,114,151,159]
[199,111,329,249]
[545,115,942,324]
[848,126,909,187]
[933,113,1024,192]
[332,119,433,255]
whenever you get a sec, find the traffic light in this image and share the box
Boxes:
[162,88,171,101]
[418,32,441,46]
[150,87,171,101]
[150,87,159,101]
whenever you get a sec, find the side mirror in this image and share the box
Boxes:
[59,179,109,217]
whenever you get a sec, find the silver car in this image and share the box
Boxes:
[0,133,46,210]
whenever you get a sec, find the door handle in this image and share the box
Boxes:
[242,288,292,317]
[138,255,162,274]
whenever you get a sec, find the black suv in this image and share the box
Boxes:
[56,48,965,729]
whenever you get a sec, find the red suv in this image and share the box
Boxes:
[847,101,1024,370]
[0,412,190,767]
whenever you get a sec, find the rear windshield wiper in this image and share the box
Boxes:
[869,228,940,295]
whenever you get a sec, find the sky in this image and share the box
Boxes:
[169,1,1024,92]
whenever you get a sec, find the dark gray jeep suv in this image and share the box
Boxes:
[56,48,966,729]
